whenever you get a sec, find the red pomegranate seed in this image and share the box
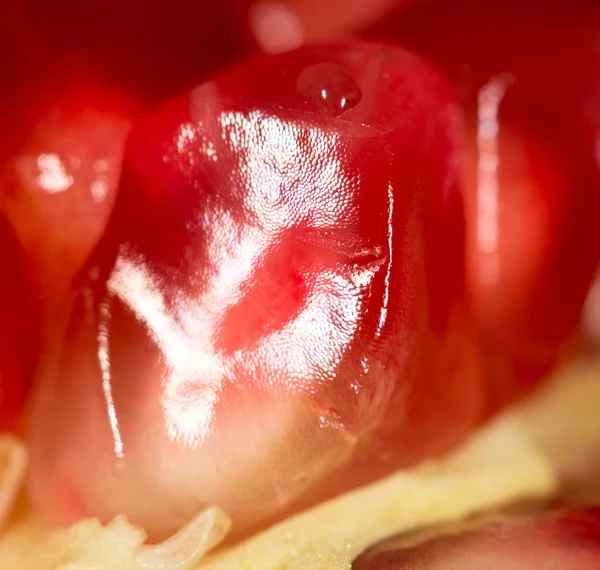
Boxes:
[0,84,138,295]
[371,0,600,391]
[26,41,485,542]
[353,509,600,570]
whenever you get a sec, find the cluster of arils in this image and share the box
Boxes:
[0,0,599,554]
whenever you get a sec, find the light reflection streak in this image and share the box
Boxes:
[377,181,394,337]
[476,75,513,287]
[97,301,124,459]
[91,160,110,202]
[36,152,73,194]
[108,108,386,446]
[221,110,382,395]
[90,179,108,202]
[108,252,222,447]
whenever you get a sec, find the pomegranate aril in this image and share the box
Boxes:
[353,509,600,570]
[0,85,137,295]
[27,41,479,542]
[464,89,598,404]
[371,0,600,391]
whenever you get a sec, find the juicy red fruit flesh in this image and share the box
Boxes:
[352,509,600,569]
[27,42,482,542]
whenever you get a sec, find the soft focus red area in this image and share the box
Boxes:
[370,0,600,393]
[0,0,256,184]
[0,84,140,295]
[0,217,39,430]
[249,0,404,53]
[463,122,589,406]
[1,0,254,107]
[352,509,600,569]
[27,41,484,542]
[0,20,145,427]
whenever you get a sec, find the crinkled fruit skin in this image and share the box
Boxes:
[27,42,484,542]
[352,509,600,569]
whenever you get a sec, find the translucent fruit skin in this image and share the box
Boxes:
[353,509,600,569]
[27,42,482,542]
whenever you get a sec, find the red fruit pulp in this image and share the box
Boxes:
[371,0,600,390]
[353,509,600,569]
[27,42,483,542]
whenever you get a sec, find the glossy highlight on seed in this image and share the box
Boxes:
[27,41,481,543]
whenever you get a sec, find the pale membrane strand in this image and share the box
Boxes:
[56,508,229,570]
[136,508,231,570]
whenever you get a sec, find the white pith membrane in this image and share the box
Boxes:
[0,357,597,569]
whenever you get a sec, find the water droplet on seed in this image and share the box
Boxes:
[297,62,362,118]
